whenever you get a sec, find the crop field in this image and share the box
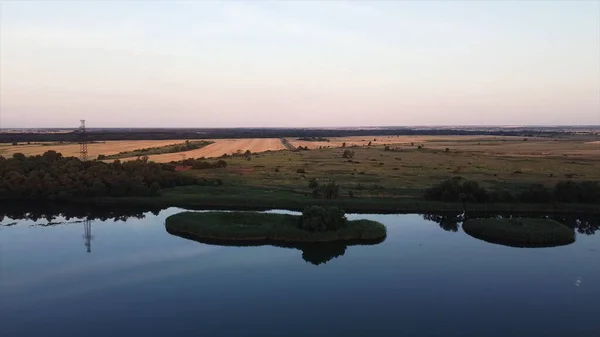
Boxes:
[0,140,191,159]
[146,138,286,162]
[2,135,600,165]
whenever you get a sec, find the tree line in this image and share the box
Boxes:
[0,151,211,200]
[424,178,600,204]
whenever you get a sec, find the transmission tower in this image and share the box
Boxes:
[79,120,88,161]
[83,219,93,253]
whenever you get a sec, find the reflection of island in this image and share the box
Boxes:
[421,211,600,236]
[462,218,575,248]
[166,228,385,266]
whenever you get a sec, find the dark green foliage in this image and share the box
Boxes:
[297,137,329,142]
[555,181,600,203]
[308,178,319,189]
[342,150,355,158]
[519,183,553,203]
[463,218,575,247]
[165,211,386,242]
[299,206,347,232]
[312,181,340,200]
[181,158,227,170]
[97,154,107,160]
[426,178,600,204]
[424,178,487,203]
[0,151,203,200]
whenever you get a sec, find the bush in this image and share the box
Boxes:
[312,181,340,199]
[342,150,355,158]
[308,178,319,189]
[297,168,306,174]
[424,178,487,202]
[299,206,347,232]
[97,154,107,160]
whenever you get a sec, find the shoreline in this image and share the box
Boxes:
[72,195,600,215]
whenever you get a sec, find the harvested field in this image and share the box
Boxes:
[146,138,286,162]
[0,140,190,158]
[289,135,524,150]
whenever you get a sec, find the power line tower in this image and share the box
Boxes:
[83,219,93,253]
[79,120,88,161]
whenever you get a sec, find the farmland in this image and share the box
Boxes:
[4,135,599,162]
[2,133,600,212]
[89,134,599,213]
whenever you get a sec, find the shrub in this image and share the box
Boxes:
[297,168,306,173]
[308,178,319,189]
[445,148,450,152]
[424,178,487,203]
[97,154,107,160]
[299,206,347,232]
[342,150,355,158]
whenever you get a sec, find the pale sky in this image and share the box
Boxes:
[1,0,599,128]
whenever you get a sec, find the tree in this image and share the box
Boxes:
[342,142,346,148]
[298,206,347,232]
[342,150,355,158]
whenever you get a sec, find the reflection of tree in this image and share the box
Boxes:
[422,211,600,236]
[166,228,385,266]
[422,212,464,232]
[548,215,600,235]
[301,243,347,265]
[0,201,162,225]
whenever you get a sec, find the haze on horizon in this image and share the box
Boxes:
[0,0,599,128]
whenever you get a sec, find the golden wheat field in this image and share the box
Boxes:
[0,140,190,158]
[146,138,286,162]
[2,136,599,162]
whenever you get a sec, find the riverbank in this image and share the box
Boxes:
[74,185,600,215]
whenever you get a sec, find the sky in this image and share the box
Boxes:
[0,0,599,128]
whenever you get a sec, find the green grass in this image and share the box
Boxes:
[165,211,387,242]
[68,136,600,213]
[462,218,575,247]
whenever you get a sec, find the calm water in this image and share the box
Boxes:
[1,208,599,337]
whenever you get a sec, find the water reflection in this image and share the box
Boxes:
[166,228,386,266]
[0,201,162,224]
[420,211,600,235]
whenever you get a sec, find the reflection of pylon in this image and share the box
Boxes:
[79,120,88,161]
[83,219,92,253]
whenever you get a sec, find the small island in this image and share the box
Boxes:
[462,218,575,248]
[165,206,387,243]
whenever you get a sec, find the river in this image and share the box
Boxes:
[1,208,599,337]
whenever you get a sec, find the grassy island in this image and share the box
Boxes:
[165,210,387,243]
[462,218,575,247]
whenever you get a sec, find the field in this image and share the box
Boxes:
[100,134,595,213]
[5,135,600,163]
[146,138,286,162]
[0,138,286,161]
[0,140,190,158]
